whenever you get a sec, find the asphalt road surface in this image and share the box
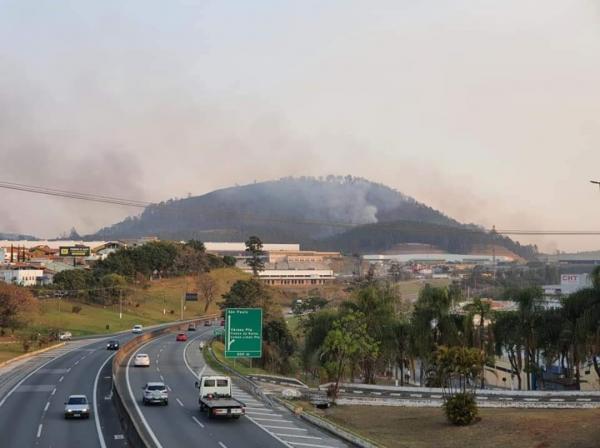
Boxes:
[0,334,133,448]
[126,328,350,448]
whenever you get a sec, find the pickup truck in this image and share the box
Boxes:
[195,375,246,419]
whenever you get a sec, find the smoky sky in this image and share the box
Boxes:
[1,1,600,252]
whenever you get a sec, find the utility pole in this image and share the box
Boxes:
[119,288,122,319]
[180,293,184,321]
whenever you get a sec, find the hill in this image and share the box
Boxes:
[89,176,537,259]
[0,232,39,240]
[317,220,535,259]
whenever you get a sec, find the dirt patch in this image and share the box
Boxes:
[320,405,600,448]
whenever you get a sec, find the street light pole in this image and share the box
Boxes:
[119,288,122,319]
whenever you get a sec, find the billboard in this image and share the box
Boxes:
[59,246,91,257]
[185,292,198,301]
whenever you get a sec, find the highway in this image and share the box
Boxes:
[0,334,133,448]
[125,327,350,448]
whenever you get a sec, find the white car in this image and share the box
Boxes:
[64,394,90,419]
[134,353,150,367]
[132,325,143,334]
[142,382,168,405]
[59,331,72,341]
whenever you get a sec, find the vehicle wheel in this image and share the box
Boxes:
[233,415,240,419]
[64,415,69,420]
[143,398,147,405]
[164,400,168,406]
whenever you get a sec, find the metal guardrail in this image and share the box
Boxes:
[112,315,219,448]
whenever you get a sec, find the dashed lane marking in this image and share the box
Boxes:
[218,442,228,448]
[577,398,592,402]
[476,397,488,400]
[246,411,283,416]
[409,394,422,398]
[51,388,56,396]
[192,416,205,428]
[550,398,565,402]
[44,402,50,412]
[58,376,64,383]
[524,398,539,402]
[37,424,43,438]
[176,398,184,407]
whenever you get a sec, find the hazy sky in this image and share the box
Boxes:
[1,1,600,252]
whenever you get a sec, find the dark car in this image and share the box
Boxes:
[188,324,196,331]
[106,340,120,350]
[203,320,212,327]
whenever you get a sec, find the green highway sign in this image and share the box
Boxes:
[225,308,262,358]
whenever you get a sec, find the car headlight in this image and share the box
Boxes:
[67,409,73,413]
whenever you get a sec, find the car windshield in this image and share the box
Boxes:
[136,354,148,358]
[68,397,87,405]
[147,385,166,391]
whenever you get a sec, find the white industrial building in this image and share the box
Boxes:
[0,267,45,286]
[204,242,300,253]
[363,253,514,264]
[244,269,335,287]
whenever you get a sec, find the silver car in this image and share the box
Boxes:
[64,395,90,419]
[142,382,168,406]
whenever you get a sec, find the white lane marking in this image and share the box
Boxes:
[261,425,308,431]
[390,393,402,396]
[176,398,184,407]
[94,352,116,448]
[371,392,382,396]
[524,398,539,402]
[44,402,50,412]
[74,360,80,366]
[160,375,164,381]
[251,417,293,423]
[126,338,167,448]
[577,398,592,402]
[409,394,422,398]
[192,416,205,428]
[499,397,513,401]
[37,424,43,438]
[156,367,160,372]
[51,388,56,396]
[550,398,564,402]
[352,390,363,394]
[476,396,488,400]
[59,376,64,382]
[274,434,323,440]
[167,385,172,392]
[218,442,228,448]
[245,406,268,411]
[247,411,282,416]
[286,442,337,448]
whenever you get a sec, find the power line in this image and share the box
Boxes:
[0,181,150,207]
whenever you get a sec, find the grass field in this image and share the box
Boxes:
[0,268,248,363]
[319,405,600,448]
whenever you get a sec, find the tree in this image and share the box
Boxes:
[493,311,524,390]
[222,255,237,267]
[433,346,485,425]
[197,273,218,313]
[388,262,403,282]
[53,269,95,297]
[322,311,379,399]
[245,236,265,276]
[0,283,38,335]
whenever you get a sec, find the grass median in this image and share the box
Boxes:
[314,405,600,448]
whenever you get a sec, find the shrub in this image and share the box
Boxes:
[443,392,478,426]
[72,305,82,314]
